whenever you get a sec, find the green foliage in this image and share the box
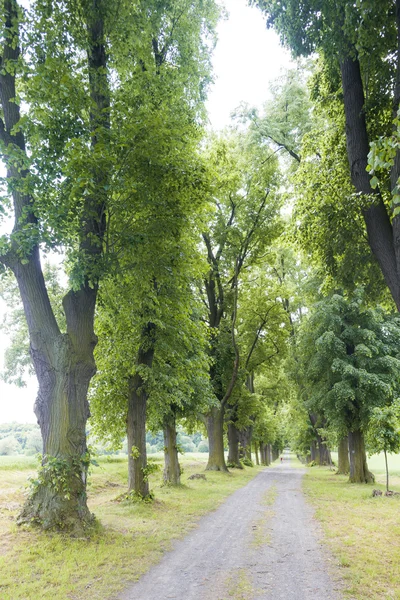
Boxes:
[366,402,400,457]
[141,458,161,482]
[297,290,400,435]
[0,435,22,456]
[235,67,312,166]
[28,453,91,502]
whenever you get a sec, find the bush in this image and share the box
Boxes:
[0,436,22,456]
[197,440,209,453]
[24,430,43,455]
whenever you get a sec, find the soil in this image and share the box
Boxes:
[117,455,343,600]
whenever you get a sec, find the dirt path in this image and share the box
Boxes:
[118,456,342,600]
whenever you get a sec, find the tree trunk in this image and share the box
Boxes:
[127,323,156,498]
[227,421,242,468]
[18,304,95,531]
[384,449,389,492]
[259,443,267,466]
[267,444,272,465]
[348,429,375,483]
[337,436,350,475]
[239,426,253,463]
[316,434,331,466]
[254,442,260,465]
[206,405,228,471]
[163,414,181,485]
[310,440,318,463]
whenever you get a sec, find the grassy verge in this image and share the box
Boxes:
[303,457,400,600]
[0,453,264,600]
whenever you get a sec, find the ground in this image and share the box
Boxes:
[118,453,342,600]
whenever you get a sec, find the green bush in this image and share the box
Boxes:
[197,440,209,453]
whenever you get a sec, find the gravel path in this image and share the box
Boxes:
[118,456,342,600]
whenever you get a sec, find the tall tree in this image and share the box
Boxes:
[0,0,114,531]
[297,290,400,483]
[200,130,282,471]
[88,0,218,497]
[252,0,400,310]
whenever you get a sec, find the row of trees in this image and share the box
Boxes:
[0,0,287,532]
[2,0,400,532]
[250,0,400,486]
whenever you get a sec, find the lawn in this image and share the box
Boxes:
[0,453,264,600]
[303,452,400,600]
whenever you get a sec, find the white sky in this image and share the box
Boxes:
[0,0,293,424]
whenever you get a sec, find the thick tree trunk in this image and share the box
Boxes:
[227,421,242,468]
[239,426,253,462]
[17,259,98,531]
[127,323,155,498]
[337,436,350,475]
[206,405,228,471]
[18,312,95,530]
[310,440,318,463]
[163,415,181,485]
[348,429,375,483]
[259,443,267,466]
[316,434,331,466]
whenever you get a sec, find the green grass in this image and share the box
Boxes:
[0,453,264,600]
[303,459,400,600]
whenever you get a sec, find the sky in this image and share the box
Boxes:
[0,0,293,425]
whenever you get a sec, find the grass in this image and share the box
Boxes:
[0,453,264,600]
[223,568,255,599]
[303,453,400,600]
[250,483,277,549]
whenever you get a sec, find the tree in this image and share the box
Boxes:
[236,67,312,165]
[0,0,114,531]
[367,403,400,492]
[297,290,400,483]
[200,129,282,471]
[88,0,218,496]
[252,0,400,311]
[226,264,289,468]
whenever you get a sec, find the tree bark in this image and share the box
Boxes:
[239,426,253,462]
[384,449,389,492]
[206,405,228,471]
[227,421,242,468]
[259,443,267,466]
[127,323,156,498]
[254,442,260,465]
[337,436,350,475]
[163,414,181,485]
[310,440,318,463]
[348,429,375,483]
[316,434,331,466]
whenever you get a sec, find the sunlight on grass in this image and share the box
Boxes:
[0,453,266,600]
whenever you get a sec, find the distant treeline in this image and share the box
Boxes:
[0,423,208,456]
